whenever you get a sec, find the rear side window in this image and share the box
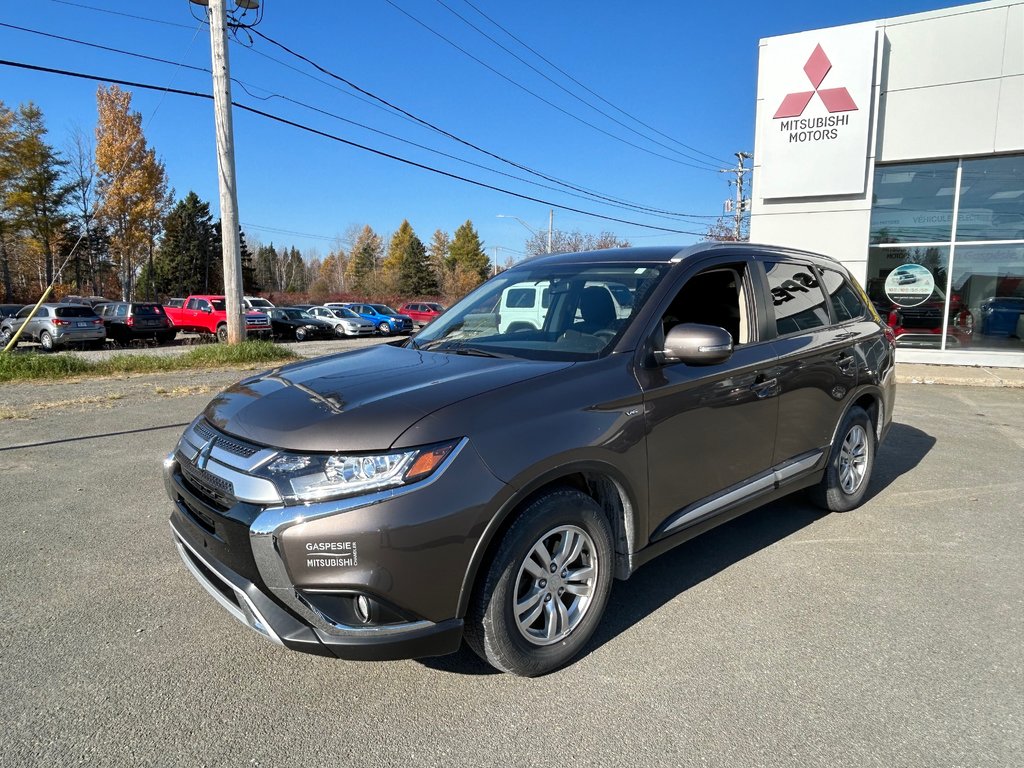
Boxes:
[55,306,95,318]
[820,268,867,324]
[506,288,535,309]
[765,261,829,335]
[115,305,128,318]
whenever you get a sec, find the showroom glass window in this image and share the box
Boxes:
[867,154,1024,354]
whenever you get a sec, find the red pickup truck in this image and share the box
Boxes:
[164,295,272,342]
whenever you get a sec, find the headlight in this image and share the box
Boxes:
[259,440,461,503]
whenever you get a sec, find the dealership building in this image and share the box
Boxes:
[750,0,1024,366]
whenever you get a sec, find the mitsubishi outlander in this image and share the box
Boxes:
[165,243,895,676]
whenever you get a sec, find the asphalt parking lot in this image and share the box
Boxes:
[1,372,1021,767]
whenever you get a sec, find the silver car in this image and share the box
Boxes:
[305,305,377,337]
[0,303,106,351]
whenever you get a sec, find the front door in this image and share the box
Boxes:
[638,260,780,538]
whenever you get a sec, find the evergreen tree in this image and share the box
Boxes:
[346,225,382,295]
[0,102,19,301]
[382,220,415,275]
[254,243,279,292]
[427,229,450,288]
[399,232,438,296]
[239,229,257,292]
[285,246,307,292]
[145,191,218,297]
[7,103,73,288]
[448,220,490,280]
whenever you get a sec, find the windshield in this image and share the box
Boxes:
[336,307,359,319]
[247,298,273,308]
[370,304,398,315]
[408,262,668,361]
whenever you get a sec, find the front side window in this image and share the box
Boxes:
[660,263,749,346]
[410,262,668,361]
[765,261,829,335]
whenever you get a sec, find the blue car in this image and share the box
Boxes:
[342,303,415,335]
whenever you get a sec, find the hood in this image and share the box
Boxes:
[203,344,569,452]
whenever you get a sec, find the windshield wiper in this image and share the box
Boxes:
[415,339,513,358]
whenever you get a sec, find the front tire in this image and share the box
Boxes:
[216,324,228,344]
[377,321,391,336]
[466,487,614,676]
[0,328,15,349]
[811,405,875,512]
[294,327,307,342]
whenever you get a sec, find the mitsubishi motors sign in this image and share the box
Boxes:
[757,23,876,199]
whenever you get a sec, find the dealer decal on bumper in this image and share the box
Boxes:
[305,541,358,568]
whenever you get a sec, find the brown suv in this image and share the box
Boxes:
[165,244,895,676]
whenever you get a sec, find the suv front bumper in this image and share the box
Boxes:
[164,421,509,661]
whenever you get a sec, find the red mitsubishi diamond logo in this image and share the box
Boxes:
[774,44,859,119]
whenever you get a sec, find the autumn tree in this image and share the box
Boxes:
[448,220,490,280]
[95,85,172,300]
[346,225,383,295]
[317,247,347,294]
[701,216,747,242]
[524,228,631,257]
[7,103,73,289]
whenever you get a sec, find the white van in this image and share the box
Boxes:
[497,281,632,333]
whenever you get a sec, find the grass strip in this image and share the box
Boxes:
[0,340,298,383]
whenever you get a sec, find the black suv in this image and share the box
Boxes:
[165,244,895,676]
[97,302,175,345]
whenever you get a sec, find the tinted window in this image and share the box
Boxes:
[505,288,536,309]
[211,300,225,311]
[820,268,866,324]
[17,306,33,318]
[132,304,163,316]
[765,261,829,335]
[55,306,96,318]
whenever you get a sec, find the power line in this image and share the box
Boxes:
[1,22,713,223]
[49,0,196,30]
[458,0,731,167]
[381,0,722,173]
[248,28,712,216]
[37,0,723,215]
[0,59,707,236]
[431,0,722,169]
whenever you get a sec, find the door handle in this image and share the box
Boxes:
[750,376,780,399]
[834,352,857,373]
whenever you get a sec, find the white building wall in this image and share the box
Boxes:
[750,0,1024,284]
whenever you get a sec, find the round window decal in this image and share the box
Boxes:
[884,264,935,308]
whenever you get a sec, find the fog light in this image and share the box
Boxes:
[354,594,372,624]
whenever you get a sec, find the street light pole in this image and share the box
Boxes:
[205,0,245,343]
[498,214,551,254]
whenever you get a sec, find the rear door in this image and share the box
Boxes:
[759,259,860,466]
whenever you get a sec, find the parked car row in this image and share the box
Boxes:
[0,296,448,350]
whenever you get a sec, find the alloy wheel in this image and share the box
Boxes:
[839,424,869,494]
[513,525,598,646]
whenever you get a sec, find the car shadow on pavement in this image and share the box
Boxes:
[422,421,935,677]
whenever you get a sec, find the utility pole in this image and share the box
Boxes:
[206,0,245,343]
[720,151,752,240]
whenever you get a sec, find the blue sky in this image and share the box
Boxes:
[2,0,949,265]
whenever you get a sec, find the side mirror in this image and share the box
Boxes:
[655,323,733,366]
[201,306,212,313]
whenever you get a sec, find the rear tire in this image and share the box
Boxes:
[40,330,54,352]
[811,406,875,512]
[466,487,614,676]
